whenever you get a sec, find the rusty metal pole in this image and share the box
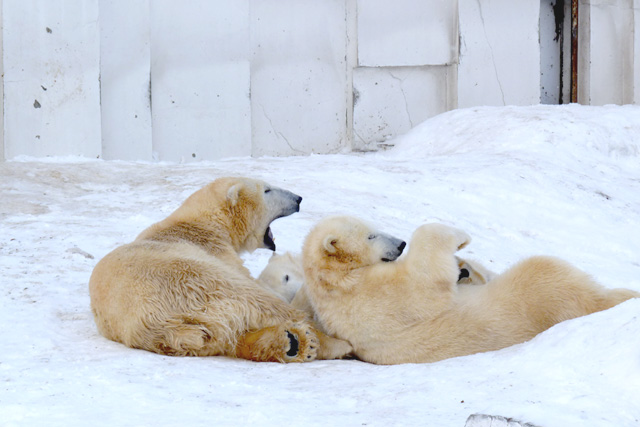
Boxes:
[570,0,579,103]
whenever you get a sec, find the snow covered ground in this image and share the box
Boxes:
[1,104,639,426]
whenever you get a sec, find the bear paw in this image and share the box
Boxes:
[235,322,318,363]
[450,227,471,251]
[412,223,471,252]
[283,322,318,362]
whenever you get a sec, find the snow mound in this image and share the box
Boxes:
[386,104,640,160]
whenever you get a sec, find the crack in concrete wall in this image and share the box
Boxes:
[476,0,506,105]
[388,70,414,128]
[259,103,304,154]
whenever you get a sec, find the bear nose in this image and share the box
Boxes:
[398,241,406,253]
[295,196,302,206]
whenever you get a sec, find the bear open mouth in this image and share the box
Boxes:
[263,226,276,251]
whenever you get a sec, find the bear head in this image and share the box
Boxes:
[258,252,304,302]
[177,177,302,253]
[303,216,406,274]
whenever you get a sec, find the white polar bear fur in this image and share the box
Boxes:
[258,251,496,324]
[302,216,639,365]
[89,177,352,362]
[258,252,305,302]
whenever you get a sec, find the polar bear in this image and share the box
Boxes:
[89,177,352,362]
[258,252,304,302]
[302,216,639,365]
[257,252,318,322]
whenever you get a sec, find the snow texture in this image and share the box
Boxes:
[1,105,639,426]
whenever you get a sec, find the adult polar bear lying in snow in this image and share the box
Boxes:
[89,177,351,362]
[302,216,639,365]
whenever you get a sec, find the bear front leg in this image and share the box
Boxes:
[404,223,471,290]
[235,321,318,363]
[315,330,353,360]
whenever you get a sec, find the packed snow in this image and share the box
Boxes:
[1,104,639,426]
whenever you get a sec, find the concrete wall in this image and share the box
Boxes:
[150,0,251,162]
[0,0,638,161]
[3,0,102,159]
[352,0,457,151]
[636,0,640,104]
[0,0,3,161]
[458,0,541,108]
[100,0,151,161]
[250,0,348,156]
[579,0,635,105]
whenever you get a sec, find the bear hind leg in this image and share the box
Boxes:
[599,288,640,310]
[146,316,235,357]
[150,323,212,356]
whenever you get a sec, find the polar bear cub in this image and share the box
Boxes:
[302,215,639,365]
[258,252,305,302]
[89,177,352,362]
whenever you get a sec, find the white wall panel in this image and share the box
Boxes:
[458,0,540,107]
[635,0,640,104]
[150,0,251,162]
[357,0,457,67]
[250,0,347,156]
[353,66,450,150]
[3,0,101,158]
[587,0,634,105]
[0,0,4,161]
[99,0,152,161]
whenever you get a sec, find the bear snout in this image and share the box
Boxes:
[291,195,302,213]
[381,240,406,262]
[266,189,303,219]
[283,192,301,215]
[379,235,406,262]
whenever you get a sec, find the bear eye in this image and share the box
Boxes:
[284,274,289,282]
[264,188,271,194]
[368,234,377,240]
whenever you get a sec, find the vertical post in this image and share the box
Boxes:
[570,0,578,103]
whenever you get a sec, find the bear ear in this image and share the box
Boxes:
[323,235,338,254]
[227,184,243,206]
